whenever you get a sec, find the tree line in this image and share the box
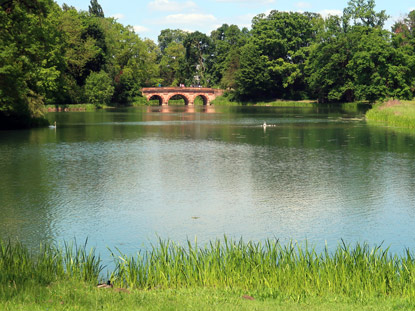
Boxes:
[1,0,414,127]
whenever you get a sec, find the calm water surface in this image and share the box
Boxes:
[1,105,415,263]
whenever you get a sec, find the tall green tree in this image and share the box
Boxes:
[0,0,63,126]
[158,29,188,53]
[159,42,186,86]
[84,70,113,107]
[104,22,159,104]
[88,0,104,18]
[236,11,321,100]
[56,7,105,104]
[235,43,271,100]
[209,24,248,87]
[183,31,213,86]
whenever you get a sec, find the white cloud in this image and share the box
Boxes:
[111,13,124,20]
[161,13,217,25]
[133,25,150,33]
[295,2,311,9]
[148,0,197,12]
[319,9,342,18]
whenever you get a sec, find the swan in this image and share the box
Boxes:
[49,121,56,129]
[262,122,267,128]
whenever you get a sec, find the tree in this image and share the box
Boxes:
[159,42,186,86]
[88,0,104,18]
[0,0,63,126]
[220,48,240,89]
[56,7,105,103]
[236,10,321,100]
[183,31,213,86]
[343,0,388,28]
[84,71,114,107]
[104,22,160,104]
[306,2,410,103]
[235,43,271,100]
[158,29,188,53]
[209,24,247,87]
[306,16,356,102]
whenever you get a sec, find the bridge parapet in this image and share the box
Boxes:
[141,87,224,106]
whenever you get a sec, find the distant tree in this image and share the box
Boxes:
[306,2,412,103]
[159,42,186,86]
[88,0,104,18]
[158,29,188,53]
[209,24,247,87]
[343,0,388,28]
[236,10,321,100]
[183,31,213,86]
[84,71,114,107]
[235,43,271,100]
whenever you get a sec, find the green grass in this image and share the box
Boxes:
[366,99,415,129]
[3,238,415,310]
[45,104,98,111]
[2,284,415,310]
[211,96,316,107]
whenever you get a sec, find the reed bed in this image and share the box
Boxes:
[2,237,415,300]
[109,238,415,299]
[366,99,415,129]
[0,239,102,290]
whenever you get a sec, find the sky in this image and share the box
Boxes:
[55,0,415,43]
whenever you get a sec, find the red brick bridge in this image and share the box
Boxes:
[141,87,224,106]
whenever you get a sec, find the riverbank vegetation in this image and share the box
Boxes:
[366,99,415,128]
[2,238,415,309]
[1,0,415,128]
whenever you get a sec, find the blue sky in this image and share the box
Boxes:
[55,0,415,42]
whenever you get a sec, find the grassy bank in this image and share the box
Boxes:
[366,99,415,128]
[2,238,415,309]
[211,96,316,107]
[45,104,100,112]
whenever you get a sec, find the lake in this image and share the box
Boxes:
[1,105,415,265]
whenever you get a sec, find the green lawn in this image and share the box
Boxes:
[2,283,415,311]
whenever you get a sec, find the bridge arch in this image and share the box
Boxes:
[193,94,209,106]
[166,94,189,105]
[148,95,163,106]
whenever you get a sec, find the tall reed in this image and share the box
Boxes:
[2,237,415,300]
[109,238,415,299]
[366,99,415,129]
[0,239,102,289]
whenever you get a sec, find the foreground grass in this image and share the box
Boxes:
[2,238,415,310]
[366,99,415,129]
[3,283,415,311]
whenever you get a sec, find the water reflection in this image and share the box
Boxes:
[0,106,415,260]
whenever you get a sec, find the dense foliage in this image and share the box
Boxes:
[1,0,415,127]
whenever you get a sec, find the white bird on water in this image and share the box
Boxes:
[262,121,267,128]
[49,121,56,129]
